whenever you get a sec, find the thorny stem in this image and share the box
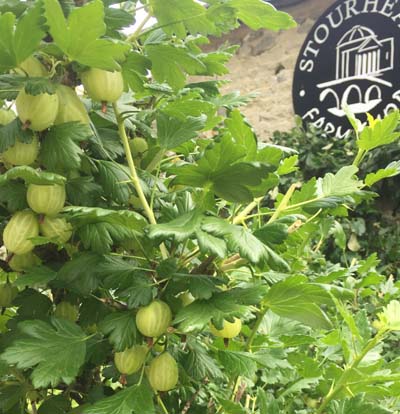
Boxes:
[112,103,168,260]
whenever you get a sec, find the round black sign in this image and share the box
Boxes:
[293,0,400,137]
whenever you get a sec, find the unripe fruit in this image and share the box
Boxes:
[54,301,79,322]
[16,89,59,131]
[16,56,47,77]
[0,109,16,125]
[2,135,39,166]
[27,184,66,215]
[9,251,41,272]
[40,216,72,244]
[114,345,148,375]
[55,85,90,125]
[210,318,242,339]
[136,300,172,338]
[147,352,179,392]
[3,210,39,255]
[0,284,18,307]
[81,68,124,103]
[129,138,148,158]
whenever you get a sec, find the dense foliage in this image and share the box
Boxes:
[0,1,399,414]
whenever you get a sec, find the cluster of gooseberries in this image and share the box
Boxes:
[0,55,242,394]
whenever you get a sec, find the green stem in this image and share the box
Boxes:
[316,330,386,414]
[232,197,263,225]
[146,149,165,173]
[112,103,168,260]
[245,306,268,351]
[267,183,298,224]
[352,148,366,167]
[127,12,153,42]
[157,395,169,414]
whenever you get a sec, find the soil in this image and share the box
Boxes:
[207,0,337,141]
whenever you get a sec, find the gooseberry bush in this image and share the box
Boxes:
[0,1,399,413]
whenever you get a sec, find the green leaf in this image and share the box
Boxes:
[43,0,129,70]
[224,109,257,161]
[0,3,45,70]
[175,287,265,331]
[0,181,28,212]
[217,399,246,414]
[63,206,146,230]
[264,276,333,329]
[333,394,392,414]
[41,123,92,172]
[121,52,151,94]
[365,161,400,187]
[146,44,205,90]
[181,338,223,380]
[150,0,217,39]
[84,384,154,414]
[277,155,298,175]
[172,135,272,202]
[38,395,71,414]
[229,0,296,31]
[99,256,153,308]
[157,112,206,150]
[317,166,363,198]
[14,266,57,288]
[56,253,103,294]
[1,319,86,388]
[358,110,400,151]
[257,389,279,414]
[201,217,288,268]
[99,311,138,351]
[0,118,34,152]
[96,160,132,205]
[217,350,257,377]
[0,165,66,186]
[0,383,26,413]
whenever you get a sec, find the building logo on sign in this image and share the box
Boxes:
[293,0,400,137]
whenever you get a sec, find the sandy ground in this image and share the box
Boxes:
[207,0,337,141]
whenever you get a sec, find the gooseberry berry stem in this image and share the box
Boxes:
[112,103,168,260]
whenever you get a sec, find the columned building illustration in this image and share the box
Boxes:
[336,25,394,80]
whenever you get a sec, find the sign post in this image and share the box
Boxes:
[293,0,400,137]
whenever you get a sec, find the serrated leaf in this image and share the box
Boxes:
[146,44,205,90]
[96,160,132,205]
[230,0,296,31]
[56,253,103,294]
[1,319,86,388]
[0,166,66,186]
[317,166,363,198]
[264,276,333,329]
[365,161,400,186]
[84,384,154,414]
[0,118,34,152]
[358,110,400,151]
[217,350,258,377]
[99,311,137,351]
[0,3,45,70]
[0,181,28,212]
[157,112,206,150]
[14,266,57,288]
[43,0,129,70]
[41,123,92,172]
[175,287,265,331]
[150,0,218,39]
